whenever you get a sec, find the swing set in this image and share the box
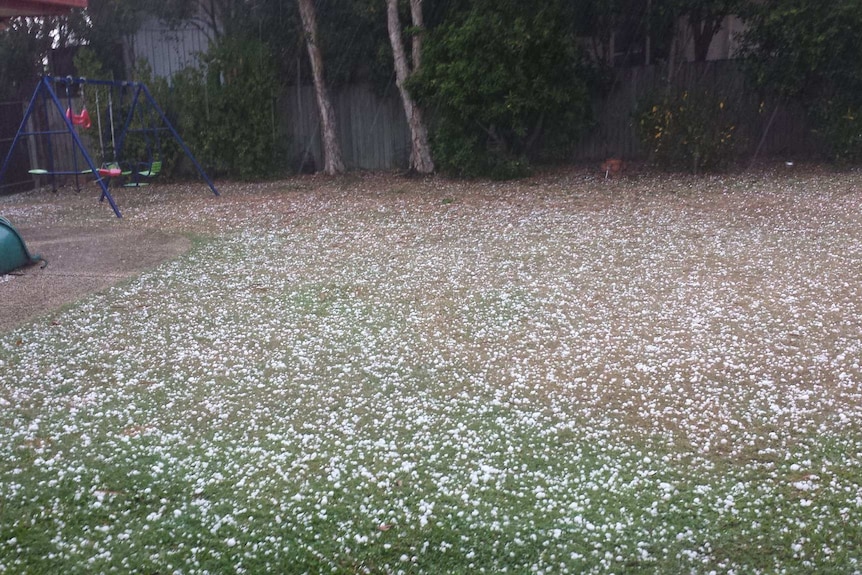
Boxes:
[0,76,219,218]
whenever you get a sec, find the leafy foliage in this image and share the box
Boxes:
[67,0,151,79]
[317,0,391,89]
[814,97,862,164]
[574,0,656,67]
[172,36,284,180]
[569,0,743,69]
[636,89,744,173]
[410,0,594,179]
[71,47,121,163]
[0,19,55,100]
[739,0,862,163]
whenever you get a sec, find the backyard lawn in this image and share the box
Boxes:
[1,168,861,574]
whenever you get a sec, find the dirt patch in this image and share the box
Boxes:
[0,223,190,332]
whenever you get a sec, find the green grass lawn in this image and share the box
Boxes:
[1,170,862,573]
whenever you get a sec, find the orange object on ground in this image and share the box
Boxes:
[601,158,624,178]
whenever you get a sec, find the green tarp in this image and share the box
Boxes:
[0,217,41,274]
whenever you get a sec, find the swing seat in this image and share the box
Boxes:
[84,162,122,178]
[65,107,92,129]
[98,166,122,177]
[122,161,162,187]
[82,165,122,178]
[29,168,89,176]
[138,160,162,178]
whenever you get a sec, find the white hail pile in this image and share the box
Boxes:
[1,172,861,573]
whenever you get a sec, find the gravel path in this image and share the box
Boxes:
[0,224,190,332]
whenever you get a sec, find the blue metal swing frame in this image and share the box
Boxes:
[0,76,219,218]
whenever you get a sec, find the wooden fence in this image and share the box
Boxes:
[0,101,34,194]
[281,82,410,172]
[0,95,115,194]
[284,60,813,171]
[4,60,814,186]
[571,59,812,161]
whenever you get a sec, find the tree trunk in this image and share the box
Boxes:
[689,10,722,62]
[297,0,345,175]
[409,0,423,71]
[387,0,434,174]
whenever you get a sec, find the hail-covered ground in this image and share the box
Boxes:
[1,169,861,574]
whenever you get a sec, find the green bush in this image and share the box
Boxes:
[410,0,593,179]
[77,37,284,181]
[132,62,209,179]
[636,89,743,173]
[191,35,285,179]
[72,48,115,163]
[429,117,531,180]
[739,0,862,166]
[813,98,862,164]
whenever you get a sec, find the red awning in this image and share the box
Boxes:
[0,0,87,19]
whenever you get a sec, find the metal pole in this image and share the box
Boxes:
[66,79,81,192]
[116,84,141,162]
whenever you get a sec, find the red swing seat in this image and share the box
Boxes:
[65,107,91,129]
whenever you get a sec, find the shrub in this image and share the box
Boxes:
[813,98,862,165]
[739,0,862,165]
[191,35,285,179]
[410,0,593,179]
[77,37,284,181]
[636,89,743,173]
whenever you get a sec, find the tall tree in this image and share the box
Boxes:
[0,18,55,100]
[297,0,345,175]
[680,0,743,62]
[386,0,434,174]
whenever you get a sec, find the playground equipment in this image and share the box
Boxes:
[80,82,122,178]
[66,106,91,128]
[117,85,166,187]
[66,84,91,129]
[0,216,42,275]
[123,160,162,187]
[0,76,219,218]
